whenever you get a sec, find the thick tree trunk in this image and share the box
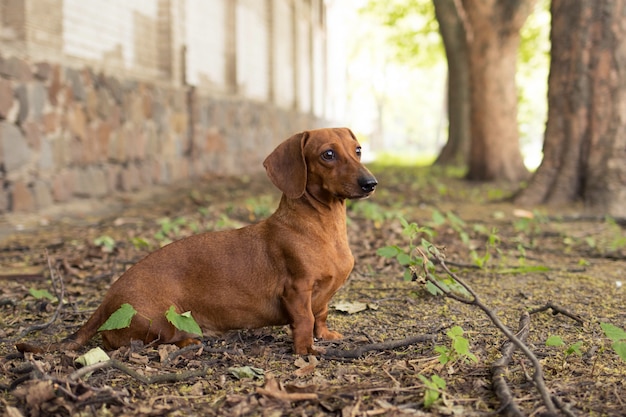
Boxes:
[461,0,533,182]
[515,0,626,216]
[433,0,470,167]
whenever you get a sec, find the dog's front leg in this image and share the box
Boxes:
[314,304,343,340]
[282,284,317,355]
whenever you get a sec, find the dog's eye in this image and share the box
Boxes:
[322,149,335,161]
[356,147,362,158]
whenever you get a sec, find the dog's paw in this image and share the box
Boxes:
[317,329,343,340]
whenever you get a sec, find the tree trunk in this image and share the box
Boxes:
[515,0,626,216]
[461,0,534,181]
[433,0,471,167]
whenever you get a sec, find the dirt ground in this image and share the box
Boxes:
[1,165,625,417]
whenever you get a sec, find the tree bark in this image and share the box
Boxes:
[461,0,534,181]
[515,0,626,216]
[433,0,471,167]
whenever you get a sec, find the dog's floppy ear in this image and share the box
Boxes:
[263,131,308,199]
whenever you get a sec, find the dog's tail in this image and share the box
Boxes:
[16,305,109,353]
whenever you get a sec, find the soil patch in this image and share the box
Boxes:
[1,165,625,416]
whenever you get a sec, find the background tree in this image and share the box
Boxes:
[363,0,543,178]
[515,0,626,216]
[432,0,470,167]
[460,0,535,182]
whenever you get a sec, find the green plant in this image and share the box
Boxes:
[28,288,56,301]
[165,306,202,336]
[98,303,202,337]
[98,303,137,331]
[155,217,188,242]
[600,322,626,362]
[470,226,501,268]
[418,374,446,408]
[378,218,469,297]
[435,326,478,365]
[545,335,583,368]
[348,200,399,227]
[94,235,116,253]
[244,196,274,220]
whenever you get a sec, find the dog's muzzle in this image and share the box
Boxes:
[358,176,378,194]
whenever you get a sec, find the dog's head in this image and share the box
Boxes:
[264,128,377,201]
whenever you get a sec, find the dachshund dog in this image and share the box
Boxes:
[16,127,377,355]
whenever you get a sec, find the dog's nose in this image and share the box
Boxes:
[359,177,378,193]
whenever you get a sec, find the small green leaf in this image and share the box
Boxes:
[601,323,626,342]
[396,253,412,266]
[98,303,137,331]
[447,326,464,339]
[431,210,446,226]
[546,335,564,347]
[425,281,443,295]
[377,245,401,258]
[565,341,583,356]
[29,288,56,301]
[431,374,446,389]
[611,341,626,362]
[165,306,202,336]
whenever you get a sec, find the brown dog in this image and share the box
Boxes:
[16,127,377,355]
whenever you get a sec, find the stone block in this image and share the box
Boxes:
[14,85,28,125]
[0,57,33,82]
[74,167,108,197]
[120,164,140,192]
[0,78,14,119]
[1,122,31,173]
[22,121,41,150]
[0,185,8,213]
[85,88,99,120]
[66,68,86,101]
[28,82,47,121]
[33,180,53,209]
[34,62,52,81]
[67,103,87,141]
[43,111,59,134]
[51,170,75,202]
[39,138,53,170]
[48,65,61,106]
[11,181,35,212]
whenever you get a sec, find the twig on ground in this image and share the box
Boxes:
[529,302,584,325]
[69,359,208,384]
[491,312,530,417]
[416,247,558,415]
[14,251,66,341]
[322,334,435,359]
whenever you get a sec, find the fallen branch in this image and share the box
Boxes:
[416,247,558,415]
[491,312,530,417]
[70,359,208,384]
[529,302,584,325]
[322,334,435,359]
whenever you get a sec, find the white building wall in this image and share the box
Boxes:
[236,0,269,101]
[185,0,227,90]
[62,0,159,76]
[295,7,311,113]
[272,0,295,109]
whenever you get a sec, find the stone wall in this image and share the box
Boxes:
[0,55,323,213]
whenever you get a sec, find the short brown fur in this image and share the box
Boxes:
[16,128,377,355]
